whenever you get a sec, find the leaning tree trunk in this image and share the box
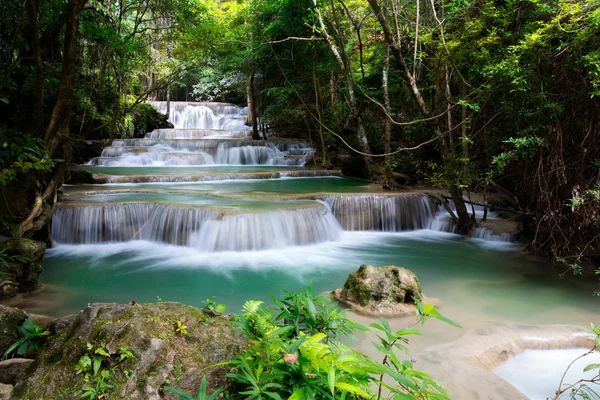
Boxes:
[43,0,86,161]
[248,72,260,140]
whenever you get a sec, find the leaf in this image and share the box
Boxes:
[3,340,24,359]
[583,363,600,372]
[93,357,102,375]
[394,328,423,337]
[215,303,227,313]
[334,382,372,398]
[289,387,309,400]
[163,386,196,400]
[95,348,110,357]
[17,342,28,355]
[327,365,336,397]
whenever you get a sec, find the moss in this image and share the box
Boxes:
[13,302,246,399]
[130,103,173,138]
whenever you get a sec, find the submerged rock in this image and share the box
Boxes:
[332,264,424,315]
[13,302,246,399]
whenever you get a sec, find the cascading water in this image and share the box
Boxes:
[149,102,249,130]
[55,100,514,257]
[321,195,438,232]
[52,203,342,251]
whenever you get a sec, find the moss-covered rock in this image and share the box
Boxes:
[12,302,246,399]
[332,264,424,316]
[131,103,174,138]
[0,305,26,356]
[0,238,46,300]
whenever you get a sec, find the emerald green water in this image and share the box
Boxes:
[28,175,599,341]
[63,177,376,202]
[37,231,599,327]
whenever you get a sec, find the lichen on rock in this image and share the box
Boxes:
[12,302,246,399]
[332,264,424,316]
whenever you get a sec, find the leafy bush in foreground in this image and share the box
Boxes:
[167,287,460,400]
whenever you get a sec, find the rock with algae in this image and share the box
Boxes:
[12,302,246,399]
[332,264,424,316]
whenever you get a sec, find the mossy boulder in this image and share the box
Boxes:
[332,264,424,316]
[131,103,174,138]
[12,302,246,399]
[0,305,26,356]
[0,238,46,300]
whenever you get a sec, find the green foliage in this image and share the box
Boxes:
[170,287,458,400]
[176,321,189,335]
[165,377,223,400]
[0,247,28,266]
[489,136,544,178]
[0,129,58,186]
[202,297,227,314]
[3,319,51,359]
[75,343,135,399]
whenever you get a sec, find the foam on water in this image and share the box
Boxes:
[494,348,600,399]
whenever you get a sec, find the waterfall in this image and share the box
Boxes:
[84,101,315,167]
[146,129,249,139]
[52,204,216,245]
[149,101,249,130]
[51,204,342,251]
[190,205,342,251]
[321,194,438,231]
[89,139,314,167]
[472,227,514,242]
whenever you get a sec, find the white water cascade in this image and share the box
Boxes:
[86,102,314,166]
[52,203,342,251]
[321,195,438,232]
[149,101,249,130]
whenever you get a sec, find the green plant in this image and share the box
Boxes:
[221,287,456,400]
[202,297,227,314]
[0,247,28,265]
[3,319,50,359]
[0,129,58,186]
[76,344,135,398]
[153,287,457,400]
[175,321,189,335]
[164,376,223,400]
[75,343,111,380]
[81,369,114,400]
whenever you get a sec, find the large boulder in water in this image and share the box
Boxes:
[12,302,246,399]
[333,264,424,316]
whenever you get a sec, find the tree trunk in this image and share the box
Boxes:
[43,0,86,161]
[368,0,474,233]
[313,0,372,173]
[27,0,44,137]
[165,40,172,120]
[248,73,260,140]
[383,42,392,188]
